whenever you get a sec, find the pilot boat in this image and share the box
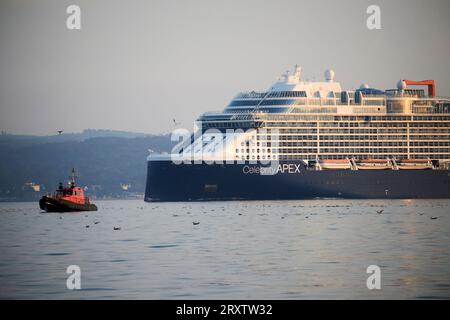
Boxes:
[39,169,97,212]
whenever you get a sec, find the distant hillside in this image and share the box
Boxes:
[0,131,173,201]
[0,129,157,148]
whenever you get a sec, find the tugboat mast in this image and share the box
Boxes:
[69,168,78,187]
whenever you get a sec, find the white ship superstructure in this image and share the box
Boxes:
[183,65,450,167]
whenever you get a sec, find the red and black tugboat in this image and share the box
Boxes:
[39,169,97,212]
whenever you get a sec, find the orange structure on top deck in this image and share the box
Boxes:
[403,79,436,97]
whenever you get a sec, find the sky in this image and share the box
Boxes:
[0,0,449,135]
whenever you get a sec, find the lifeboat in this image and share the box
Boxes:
[355,159,392,170]
[39,169,98,212]
[396,159,433,170]
[318,159,352,170]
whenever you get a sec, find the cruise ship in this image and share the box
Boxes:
[145,65,450,201]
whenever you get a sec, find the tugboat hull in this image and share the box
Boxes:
[39,196,98,212]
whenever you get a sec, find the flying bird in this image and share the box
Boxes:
[57,130,63,135]
[376,209,384,214]
[192,221,200,225]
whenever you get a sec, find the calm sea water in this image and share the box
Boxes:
[0,199,449,299]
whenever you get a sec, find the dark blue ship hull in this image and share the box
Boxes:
[145,160,450,202]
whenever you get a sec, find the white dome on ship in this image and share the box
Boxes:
[324,69,335,82]
[360,83,369,89]
[397,80,407,90]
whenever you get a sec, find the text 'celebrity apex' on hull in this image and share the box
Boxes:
[145,65,450,202]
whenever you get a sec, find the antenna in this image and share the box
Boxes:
[69,168,78,187]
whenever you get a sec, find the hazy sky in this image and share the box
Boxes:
[1,0,449,135]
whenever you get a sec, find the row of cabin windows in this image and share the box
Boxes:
[265,123,412,128]
[234,146,450,154]
[227,99,298,107]
[262,122,448,129]
[261,127,413,134]
[235,155,277,160]
[409,123,450,127]
[266,115,450,122]
[319,141,408,147]
[255,134,450,141]
[410,136,450,140]
[320,129,409,134]
[275,141,450,147]
[240,141,273,147]
[236,149,271,154]
[275,154,450,160]
[259,149,450,155]
[410,129,450,133]
[274,147,447,153]
[410,142,450,146]
[261,116,450,122]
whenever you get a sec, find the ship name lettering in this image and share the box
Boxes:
[243,164,301,175]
